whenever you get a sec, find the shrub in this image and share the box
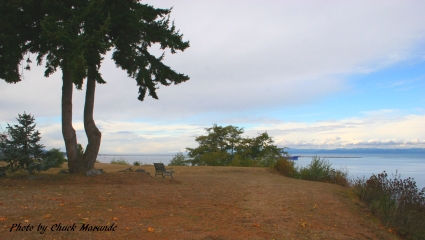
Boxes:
[273,156,349,186]
[352,171,425,239]
[298,156,348,186]
[299,156,332,181]
[133,161,141,166]
[330,166,349,186]
[169,152,189,166]
[44,148,66,168]
[273,157,297,177]
[110,158,129,165]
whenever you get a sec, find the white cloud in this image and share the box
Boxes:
[3,1,425,119]
[11,111,421,153]
[273,113,425,149]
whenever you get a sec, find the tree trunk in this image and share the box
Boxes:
[83,75,101,170]
[62,69,81,174]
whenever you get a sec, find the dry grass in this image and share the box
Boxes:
[0,163,399,239]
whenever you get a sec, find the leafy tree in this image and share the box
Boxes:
[169,152,189,166]
[187,124,284,167]
[235,132,282,167]
[0,112,47,173]
[1,1,189,173]
[186,124,243,166]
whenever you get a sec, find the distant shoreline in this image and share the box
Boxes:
[297,155,361,158]
[96,154,362,159]
[98,154,175,156]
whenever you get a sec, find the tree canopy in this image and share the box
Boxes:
[1,1,189,173]
[186,124,286,167]
[1,0,189,95]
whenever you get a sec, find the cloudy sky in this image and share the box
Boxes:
[1,0,425,154]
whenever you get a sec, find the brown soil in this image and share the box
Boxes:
[0,163,399,239]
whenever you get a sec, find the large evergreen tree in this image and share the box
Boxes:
[0,1,189,173]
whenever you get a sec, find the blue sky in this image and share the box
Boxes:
[1,0,425,153]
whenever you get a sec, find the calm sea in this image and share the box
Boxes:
[288,150,425,190]
[97,150,425,189]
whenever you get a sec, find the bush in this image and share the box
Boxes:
[133,161,141,166]
[298,156,348,186]
[352,171,425,239]
[299,156,332,181]
[169,152,189,166]
[273,157,297,177]
[44,148,66,168]
[110,158,129,165]
[274,156,349,186]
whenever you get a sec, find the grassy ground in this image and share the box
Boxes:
[0,163,399,240]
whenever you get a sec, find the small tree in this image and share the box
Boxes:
[0,113,46,173]
[169,152,189,166]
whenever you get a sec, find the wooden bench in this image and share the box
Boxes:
[153,163,173,180]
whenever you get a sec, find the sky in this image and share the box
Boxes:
[1,0,425,154]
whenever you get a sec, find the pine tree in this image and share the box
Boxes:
[0,112,45,174]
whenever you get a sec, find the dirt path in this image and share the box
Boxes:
[0,164,398,239]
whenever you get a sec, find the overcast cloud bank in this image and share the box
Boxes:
[1,1,425,153]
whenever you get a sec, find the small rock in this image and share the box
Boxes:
[86,169,102,176]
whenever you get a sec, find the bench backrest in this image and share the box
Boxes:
[154,163,166,172]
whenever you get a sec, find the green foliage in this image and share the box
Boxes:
[133,161,141,166]
[169,152,189,166]
[186,124,284,167]
[1,1,190,99]
[110,158,129,165]
[298,156,348,186]
[44,148,66,168]
[273,157,297,177]
[274,156,349,186]
[186,124,242,166]
[352,171,425,239]
[77,144,84,157]
[298,156,331,181]
[0,113,48,174]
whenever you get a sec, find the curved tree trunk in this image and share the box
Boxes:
[62,69,80,173]
[83,75,101,171]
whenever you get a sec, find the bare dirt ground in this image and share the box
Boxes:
[0,163,399,239]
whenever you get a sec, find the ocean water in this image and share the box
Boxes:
[97,151,425,189]
[291,152,425,190]
[97,154,175,165]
